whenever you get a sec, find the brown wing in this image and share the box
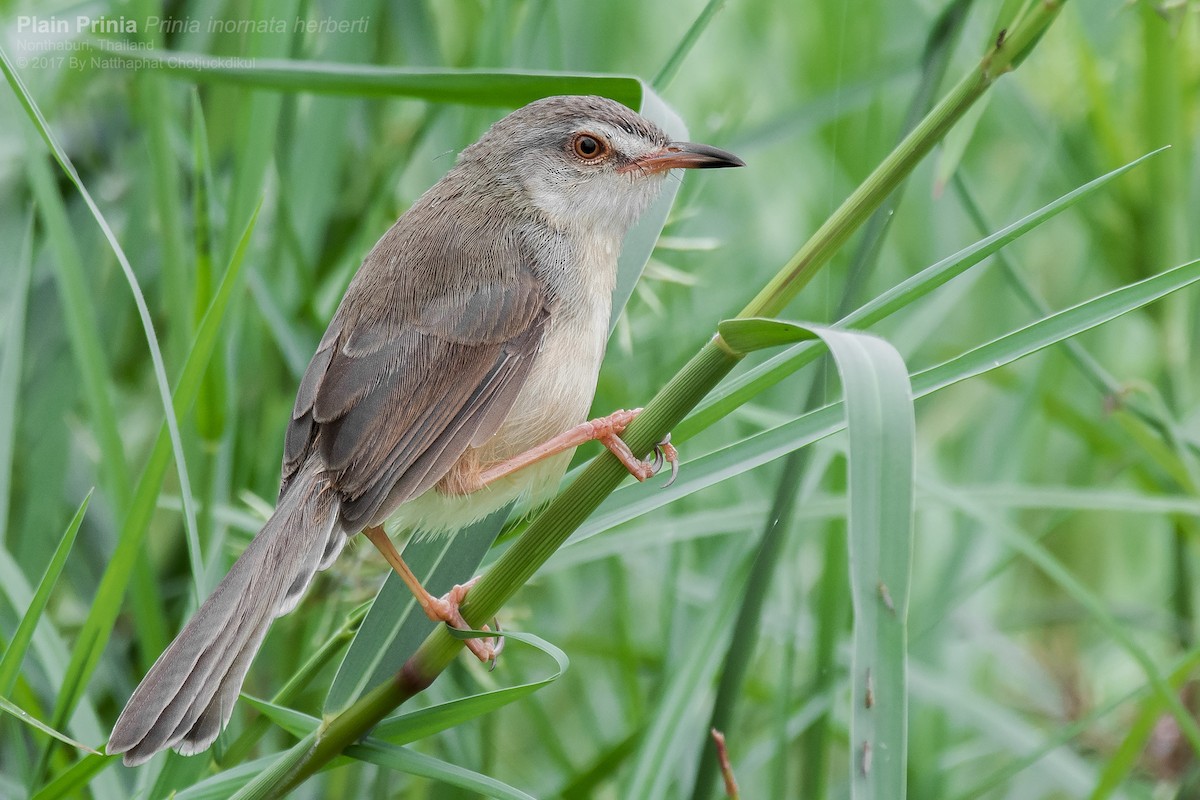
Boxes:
[281,216,550,531]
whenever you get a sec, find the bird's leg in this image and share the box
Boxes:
[362,526,499,665]
[462,408,678,493]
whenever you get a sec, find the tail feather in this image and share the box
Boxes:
[109,466,340,766]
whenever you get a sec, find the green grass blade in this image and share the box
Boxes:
[653,0,727,91]
[0,43,203,600]
[0,549,117,796]
[239,696,320,738]
[29,753,117,800]
[374,630,567,742]
[263,629,566,748]
[911,258,1200,397]
[347,739,536,800]
[623,551,749,799]
[0,696,99,754]
[0,491,91,696]
[84,41,643,108]
[0,209,33,541]
[712,321,916,797]
[820,328,914,798]
[227,732,320,800]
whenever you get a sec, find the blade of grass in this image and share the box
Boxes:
[0,492,91,696]
[0,209,34,542]
[1,46,209,741]
[715,321,915,799]
[924,480,1200,753]
[374,630,567,743]
[29,753,117,800]
[652,0,727,92]
[261,629,567,746]
[0,696,99,755]
[0,549,117,797]
[623,549,751,799]
[347,738,536,800]
[83,41,643,109]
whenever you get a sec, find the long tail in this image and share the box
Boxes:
[108,464,344,766]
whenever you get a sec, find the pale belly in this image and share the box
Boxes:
[385,302,609,537]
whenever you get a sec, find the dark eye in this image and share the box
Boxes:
[572,133,606,160]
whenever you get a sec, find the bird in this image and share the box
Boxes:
[107,94,744,766]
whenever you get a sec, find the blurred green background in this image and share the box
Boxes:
[1,0,1199,797]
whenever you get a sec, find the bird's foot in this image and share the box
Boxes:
[592,410,679,486]
[426,576,504,668]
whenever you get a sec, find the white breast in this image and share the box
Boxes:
[393,234,618,537]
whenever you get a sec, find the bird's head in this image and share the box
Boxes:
[458,95,744,237]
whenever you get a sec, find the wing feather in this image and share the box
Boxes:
[280,214,551,530]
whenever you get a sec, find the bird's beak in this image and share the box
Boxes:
[620,141,745,175]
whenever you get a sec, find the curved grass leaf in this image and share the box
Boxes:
[374,629,567,743]
[707,321,915,798]
[271,628,567,743]
[0,546,117,797]
[0,46,204,739]
[229,631,563,798]
[0,696,98,755]
[349,739,536,800]
[0,491,91,697]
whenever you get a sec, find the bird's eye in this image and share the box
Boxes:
[572,133,607,160]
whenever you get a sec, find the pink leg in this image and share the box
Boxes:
[363,526,499,665]
[471,408,678,490]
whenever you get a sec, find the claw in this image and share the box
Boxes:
[488,617,504,671]
[653,434,679,488]
[664,453,679,488]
